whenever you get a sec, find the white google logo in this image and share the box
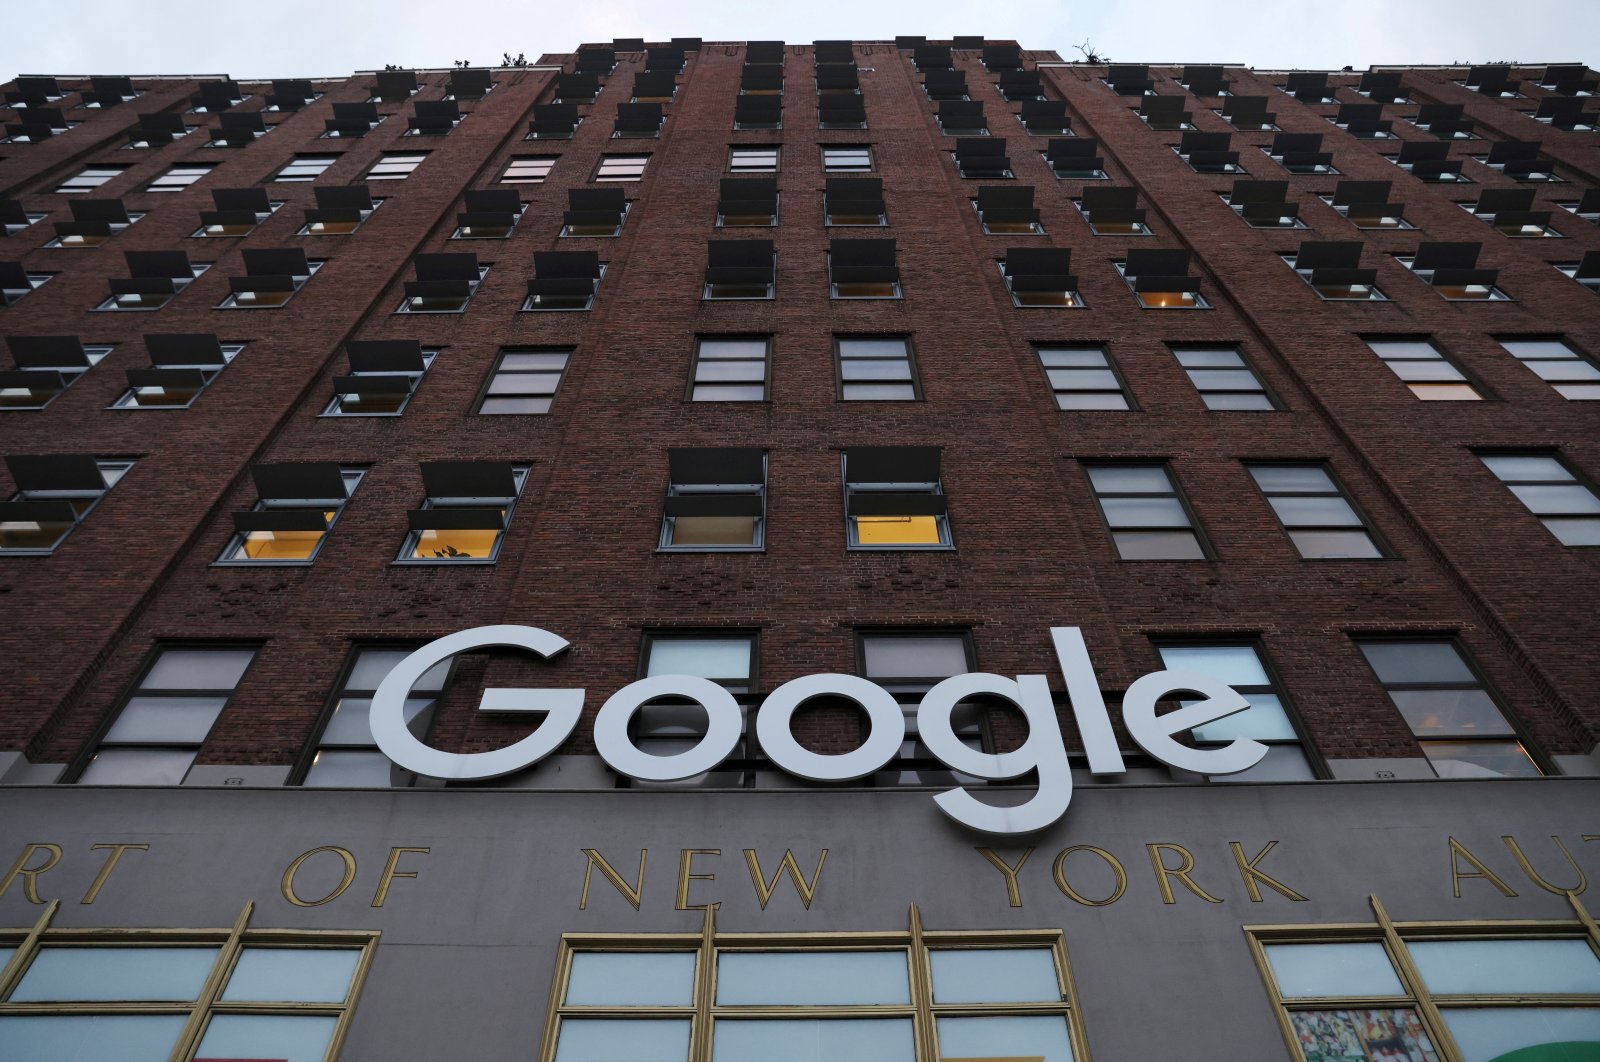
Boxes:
[370,625,1265,836]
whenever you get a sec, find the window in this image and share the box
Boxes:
[541,925,1086,1062]
[561,188,629,237]
[937,100,988,136]
[1478,452,1600,546]
[205,111,271,147]
[299,186,381,235]
[822,144,872,172]
[1117,250,1207,309]
[1463,189,1558,237]
[1084,463,1208,560]
[406,99,463,136]
[72,645,256,783]
[112,335,243,409]
[612,102,664,138]
[527,104,582,140]
[0,921,374,1061]
[325,341,436,416]
[219,250,324,308]
[1357,638,1542,776]
[690,337,769,401]
[196,187,281,236]
[977,186,1043,234]
[1362,338,1482,400]
[0,266,52,307]
[476,347,571,413]
[1246,463,1384,559]
[1172,346,1275,410]
[823,177,881,225]
[660,448,766,550]
[1219,95,1278,131]
[1223,181,1301,228]
[0,455,131,553]
[367,152,426,181]
[526,251,603,310]
[704,240,775,300]
[842,446,950,549]
[954,138,1012,178]
[1175,131,1241,172]
[1393,140,1469,183]
[1076,186,1148,235]
[99,252,209,311]
[4,111,78,143]
[855,630,986,785]
[273,154,338,182]
[634,631,757,787]
[837,337,918,400]
[399,462,528,563]
[1323,182,1412,230]
[1037,344,1131,410]
[733,95,782,131]
[145,164,213,193]
[297,647,450,786]
[1284,242,1385,301]
[594,154,650,182]
[221,464,363,563]
[718,178,778,226]
[1555,253,1600,294]
[321,101,381,137]
[455,189,525,239]
[501,156,556,183]
[1264,132,1336,174]
[1,337,111,410]
[1251,921,1600,1060]
[399,254,486,314]
[1479,141,1562,182]
[554,72,601,104]
[1559,189,1600,224]
[1138,96,1193,130]
[56,165,127,193]
[1154,642,1317,780]
[1,200,46,235]
[1396,244,1508,300]
[1044,138,1106,179]
[45,200,144,247]
[1496,337,1600,399]
[1331,102,1394,138]
[729,145,779,173]
[123,115,196,149]
[1001,248,1081,307]
[1019,99,1072,136]
[829,238,899,298]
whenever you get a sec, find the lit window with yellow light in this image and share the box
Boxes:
[221,464,363,565]
[400,462,528,564]
[843,446,952,550]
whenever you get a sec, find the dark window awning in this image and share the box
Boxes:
[632,72,678,99]
[234,510,330,533]
[673,38,703,51]
[1083,185,1142,226]
[1333,180,1394,206]
[734,96,782,124]
[1046,138,1103,170]
[741,65,784,92]
[530,104,581,136]
[125,250,195,278]
[6,454,105,492]
[332,374,411,395]
[413,253,480,282]
[669,448,766,485]
[347,340,426,374]
[1139,95,1190,121]
[984,45,1023,70]
[1180,130,1232,154]
[1359,71,1404,99]
[420,461,519,501]
[953,35,984,49]
[126,366,206,389]
[896,36,927,50]
[1003,247,1075,291]
[1412,242,1481,272]
[1020,99,1069,131]
[252,463,349,502]
[814,40,854,63]
[721,178,780,215]
[913,45,953,70]
[1223,96,1273,124]
[564,187,627,228]
[146,333,226,367]
[998,71,1043,100]
[313,185,375,213]
[448,68,492,99]
[213,187,272,215]
[7,335,90,369]
[529,251,602,296]
[575,47,616,74]
[665,495,764,518]
[407,509,504,531]
[1229,180,1290,205]
[1124,248,1199,289]
[1474,188,1535,215]
[924,68,973,96]
[646,47,686,71]
[1294,241,1364,270]
[818,95,866,123]
[614,102,663,133]
[829,238,898,283]
[955,137,1010,176]
[815,64,859,92]
[1573,251,1600,280]
[1106,65,1152,92]
[460,188,523,228]
[555,73,599,101]
[242,248,310,278]
[1285,72,1329,99]
[220,111,266,133]
[373,70,417,100]
[268,79,316,110]
[705,240,775,284]
[613,37,646,51]
[845,446,941,485]
[0,261,33,290]
[109,277,177,297]
[0,199,28,226]
[824,177,882,216]
[67,198,132,226]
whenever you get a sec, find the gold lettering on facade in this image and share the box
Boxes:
[743,849,828,910]
[1229,841,1309,903]
[371,847,430,908]
[676,849,720,912]
[80,843,150,905]
[1502,835,1587,896]
[0,843,62,904]
[1448,837,1518,898]
[975,847,1034,908]
[1052,845,1127,907]
[579,849,647,911]
[281,846,359,907]
[1146,843,1224,904]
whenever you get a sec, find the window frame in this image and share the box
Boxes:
[1394,253,1511,301]
[322,349,437,417]
[1494,335,1600,400]
[857,627,986,786]
[0,457,132,554]
[658,454,768,553]
[1171,344,1278,411]
[835,335,921,401]
[395,464,530,565]
[0,343,112,411]
[144,164,215,194]
[1362,337,1486,401]
[1083,461,1213,561]
[841,450,951,551]
[1036,343,1135,411]
[271,154,340,183]
[631,628,762,788]
[397,263,489,315]
[65,642,260,784]
[728,145,780,174]
[688,335,771,402]
[194,199,284,238]
[821,144,874,173]
[592,154,651,183]
[217,467,365,565]
[1245,461,1390,560]
[109,342,243,408]
[500,156,558,184]
[539,922,1090,1062]
[474,347,572,415]
[1476,450,1600,547]
[1282,252,1388,302]
[366,151,428,181]
[217,259,325,309]
[55,165,129,194]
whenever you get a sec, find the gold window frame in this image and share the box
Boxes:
[538,904,1092,1062]
[1246,891,1600,1062]
[0,900,378,1062]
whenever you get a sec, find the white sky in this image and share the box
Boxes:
[4,0,1595,81]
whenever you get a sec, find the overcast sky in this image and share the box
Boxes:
[4,0,1595,81]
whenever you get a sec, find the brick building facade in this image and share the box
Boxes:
[0,38,1598,1062]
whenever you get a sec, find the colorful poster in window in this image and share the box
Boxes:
[1289,1009,1439,1062]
